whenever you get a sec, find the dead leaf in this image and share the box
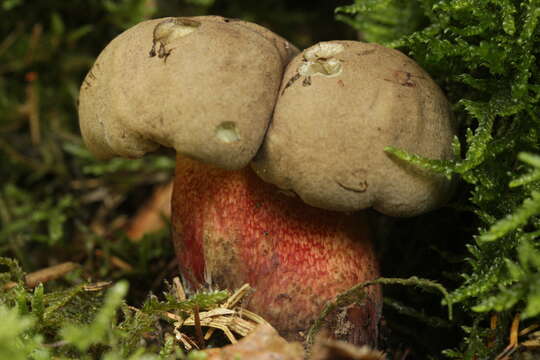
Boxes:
[126,180,173,241]
[203,324,304,360]
[311,335,386,360]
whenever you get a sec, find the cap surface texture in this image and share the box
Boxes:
[252,41,456,216]
[79,16,297,169]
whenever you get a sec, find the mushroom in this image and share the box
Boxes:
[79,15,294,169]
[252,41,456,217]
[79,18,454,349]
[172,155,381,346]
[171,41,456,345]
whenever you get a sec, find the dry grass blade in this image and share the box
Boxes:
[510,314,520,347]
[237,308,270,325]
[494,314,540,360]
[223,283,251,308]
[203,283,252,340]
[173,276,186,301]
[227,317,256,336]
[174,283,274,350]
[175,330,199,351]
[95,249,134,272]
[521,335,540,349]
[83,281,113,291]
[519,324,540,337]
[4,262,79,289]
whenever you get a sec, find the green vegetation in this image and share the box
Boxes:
[0,261,228,359]
[338,0,540,357]
[1,0,539,358]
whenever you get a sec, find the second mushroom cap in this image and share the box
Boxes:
[252,41,457,217]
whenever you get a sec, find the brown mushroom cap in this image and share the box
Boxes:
[79,17,298,170]
[194,15,299,66]
[251,41,457,217]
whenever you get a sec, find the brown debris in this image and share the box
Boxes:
[492,313,540,360]
[4,262,79,289]
[202,324,304,360]
[173,276,186,301]
[82,281,113,291]
[311,336,386,360]
[95,249,134,272]
[162,282,384,359]
[200,325,385,360]
[18,70,40,145]
[126,180,173,241]
[172,284,272,349]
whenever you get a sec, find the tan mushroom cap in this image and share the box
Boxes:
[194,15,299,65]
[79,16,298,170]
[251,41,457,217]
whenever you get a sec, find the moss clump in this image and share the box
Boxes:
[338,0,540,357]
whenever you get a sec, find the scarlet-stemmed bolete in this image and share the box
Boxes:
[79,18,455,349]
[171,156,381,346]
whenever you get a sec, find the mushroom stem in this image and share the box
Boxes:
[171,155,382,346]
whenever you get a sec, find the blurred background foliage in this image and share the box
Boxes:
[1,0,540,359]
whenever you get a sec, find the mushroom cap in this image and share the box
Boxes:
[193,15,299,66]
[79,16,298,170]
[251,41,457,217]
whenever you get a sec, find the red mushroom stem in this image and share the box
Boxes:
[171,155,382,346]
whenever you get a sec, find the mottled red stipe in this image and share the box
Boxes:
[171,155,381,346]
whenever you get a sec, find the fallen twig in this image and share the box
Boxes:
[4,262,79,289]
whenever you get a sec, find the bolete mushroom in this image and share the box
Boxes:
[79,18,455,349]
[172,156,381,346]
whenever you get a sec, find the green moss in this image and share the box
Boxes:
[0,258,232,359]
[2,0,540,358]
[338,0,540,357]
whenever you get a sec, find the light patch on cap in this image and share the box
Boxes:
[304,42,345,60]
[215,122,240,143]
[149,18,201,59]
[154,18,201,44]
[299,42,344,78]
